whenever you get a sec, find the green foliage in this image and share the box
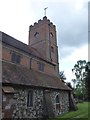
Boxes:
[71,79,76,88]
[48,102,88,120]
[59,71,66,81]
[66,82,73,89]
[59,102,88,119]
[72,60,87,100]
[84,62,90,101]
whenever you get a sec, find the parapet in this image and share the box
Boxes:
[29,16,56,31]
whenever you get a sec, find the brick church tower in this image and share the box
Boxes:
[28,16,59,74]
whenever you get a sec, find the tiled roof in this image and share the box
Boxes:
[1,32,41,57]
[2,61,71,91]
[1,32,55,65]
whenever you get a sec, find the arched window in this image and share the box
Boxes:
[50,32,53,41]
[55,94,60,114]
[56,95,59,103]
[27,91,33,107]
[34,32,39,38]
[50,32,53,38]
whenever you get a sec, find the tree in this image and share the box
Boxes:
[71,79,76,89]
[66,82,73,89]
[59,71,66,82]
[84,62,90,101]
[72,60,87,100]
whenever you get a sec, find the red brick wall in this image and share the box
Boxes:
[21,55,30,69]
[2,46,11,61]
[28,17,59,71]
[2,44,57,76]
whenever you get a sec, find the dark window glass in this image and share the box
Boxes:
[38,62,45,72]
[11,52,16,63]
[56,95,60,103]
[11,52,21,64]
[16,55,21,63]
[27,91,33,107]
[38,62,41,70]
[55,95,60,112]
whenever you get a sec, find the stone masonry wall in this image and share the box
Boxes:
[2,45,57,77]
[12,89,44,119]
[2,88,70,119]
[51,90,69,116]
[2,89,44,119]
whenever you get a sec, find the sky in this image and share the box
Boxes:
[0,0,89,84]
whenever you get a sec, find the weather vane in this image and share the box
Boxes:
[44,7,48,16]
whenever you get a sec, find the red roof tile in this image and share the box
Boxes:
[2,61,71,91]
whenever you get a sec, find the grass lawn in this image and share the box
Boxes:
[48,102,89,120]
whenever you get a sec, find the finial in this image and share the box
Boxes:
[44,7,48,16]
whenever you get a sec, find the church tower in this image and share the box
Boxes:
[28,16,59,73]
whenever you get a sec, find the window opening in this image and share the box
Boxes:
[27,91,33,107]
[38,62,45,72]
[11,52,21,64]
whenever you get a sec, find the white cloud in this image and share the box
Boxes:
[66,45,88,61]
[0,0,88,85]
[0,0,36,44]
[59,44,88,82]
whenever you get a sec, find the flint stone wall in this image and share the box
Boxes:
[51,91,69,116]
[2,88,69,119]
[12,89,43,119]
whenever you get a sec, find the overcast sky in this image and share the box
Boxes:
[0,0,89,83]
